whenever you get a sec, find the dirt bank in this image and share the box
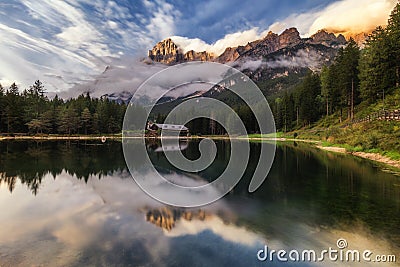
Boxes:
[317,145,400,169]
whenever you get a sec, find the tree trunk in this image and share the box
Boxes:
[351,79,354,120]
[347,93,351,121]
[326,96,329,117]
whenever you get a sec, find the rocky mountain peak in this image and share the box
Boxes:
[278,27,301,48]
[217,28,302,63]
[309,29,347,46]
[148,38,214,65]
[216,39,261,63]
[184,50,214,62]
[148,27,348,66]
[148,38,184,65]
[266,30,278,37]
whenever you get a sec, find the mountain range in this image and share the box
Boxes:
[85,27,363,105]
[149,28,346,66]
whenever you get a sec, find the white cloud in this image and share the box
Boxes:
[267,12,322,36]
[107,20,119,30]
[170,0,396,58]
[1,0,397,95]
[144,0,181,42]
[238,49,328,72]
[269,0,397,36]
[171,28,266,56]
[166,216,261,246]
[0,22,98,91]
[21,0,113,57]
[308,0,397,36]
[62,57,168,98]
[0,0,121,92]
[0,0,181,93]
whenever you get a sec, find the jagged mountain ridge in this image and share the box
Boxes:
[148,38,214,65]
[148,28,347,65]
[146,28,348,114]
[226,27,347,62]
[102,28,350,104]
[216,28,346,64]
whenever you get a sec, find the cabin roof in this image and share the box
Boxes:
[155,123,188,131]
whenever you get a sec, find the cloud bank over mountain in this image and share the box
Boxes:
[0,0,396,93]
[171,29,266,56]
[274,0,397,36]
[172,0,396,56]
[0,0,181,92]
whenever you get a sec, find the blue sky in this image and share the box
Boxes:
[0,0,396,93]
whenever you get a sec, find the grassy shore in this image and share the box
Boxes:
[271,118,400,169]
[0,134,122,141]
[2,131,399,170]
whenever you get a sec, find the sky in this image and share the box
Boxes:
[0,0,397,94]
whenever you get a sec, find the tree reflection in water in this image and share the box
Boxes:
[0,141,127,194]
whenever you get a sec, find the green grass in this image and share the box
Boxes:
[286,89,400,161]
[292,119,400,160]
[382,151,400,160]
[246,132,291,139]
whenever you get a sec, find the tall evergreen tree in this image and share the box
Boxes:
[58,107,79,135]
[297,72,322,126]
[0,84,3,132]
[4,83,24,133]
[387,3,400,87]
[80,108,91,135]
[336,38,360,119]
[320,66,332,116]
[359,27,392,102]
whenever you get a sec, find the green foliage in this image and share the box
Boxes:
[3,83,24,132]
[359,3,400,102]
[80,108,92,135]
[272,4,400,133]
[296,120,400,160]
[297,72,322,125]
[359,27,393,102]
[0,80,127,134]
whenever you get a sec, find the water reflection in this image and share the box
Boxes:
[147,139,189,153]
[145,207,208,231]
[0,171,264,266]
[0,140,399,266]
[0,141,126,194]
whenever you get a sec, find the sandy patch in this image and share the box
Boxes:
[316,145,400,169]
[351,152,400,169]
[317,146,347,153]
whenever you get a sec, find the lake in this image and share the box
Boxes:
[0,140,399,266]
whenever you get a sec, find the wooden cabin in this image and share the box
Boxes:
[146,121,189,137]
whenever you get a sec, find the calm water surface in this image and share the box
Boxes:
[0,140,399,266]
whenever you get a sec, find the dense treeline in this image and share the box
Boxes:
[271,3,400,132]
[0,80,126,134]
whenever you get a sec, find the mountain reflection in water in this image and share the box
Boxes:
[0,140,399,266]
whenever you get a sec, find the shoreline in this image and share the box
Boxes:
[1,134,399,170]
[0,135,122,141]
[316,145,400,170]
